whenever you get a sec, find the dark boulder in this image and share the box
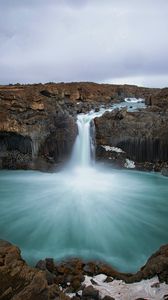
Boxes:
[82,285,99,299]
[161,167,168,177]
[102,296,115,300]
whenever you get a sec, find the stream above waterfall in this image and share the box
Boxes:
[0,98,168,273]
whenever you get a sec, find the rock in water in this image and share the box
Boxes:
[161,167,168,177]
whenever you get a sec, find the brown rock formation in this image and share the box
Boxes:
[146,87,168,108]
[0,240,70,300]
[0,82,167,171]
[35,244,168,285]
[95,106,168,171]
[0,240,168,299]
[0,84,78,171]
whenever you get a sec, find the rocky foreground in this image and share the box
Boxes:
[0,240,168,299]
[0,82,168,173]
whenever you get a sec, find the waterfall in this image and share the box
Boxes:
[70,107,115,168]
[70,112,96,167]
[70,98,146,169]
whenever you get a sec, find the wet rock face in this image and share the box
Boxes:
[161,167,168,177]
[94,108,168,171]
[0,132,32,169]
[0,132,32,154]
[40,114,77,164]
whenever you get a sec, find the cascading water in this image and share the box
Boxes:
[0,98,168,272]
[70,107,115,168]
[70,114,94,167]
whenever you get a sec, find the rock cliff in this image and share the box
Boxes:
[94,106,168,171]
[0,84,78,171]
[0,82,167,171]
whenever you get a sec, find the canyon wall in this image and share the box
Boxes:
[0,83,79,171]
[0,82,167,171]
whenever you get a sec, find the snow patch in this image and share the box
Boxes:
[77,290,82,296]
[94,274,107,282]
[67,293,76,298]
[124,158,135,169]
[59,285,63,291]
[66,290,82,298]
[83,275,168,300]
[102,145,125,153]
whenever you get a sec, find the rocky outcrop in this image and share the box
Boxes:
[0,240,168,299]
[95,107,168,171]
[0,84,78,171]
[146,87,168,108]
[35,243,168,285]
[0,82,166,171]
[0,240,70,300]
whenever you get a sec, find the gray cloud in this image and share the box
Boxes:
[0,0,168,87]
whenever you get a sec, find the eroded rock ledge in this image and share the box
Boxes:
[95,107,168,172]
[0,240,168,299]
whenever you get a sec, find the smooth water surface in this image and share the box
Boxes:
[0,167,167,272]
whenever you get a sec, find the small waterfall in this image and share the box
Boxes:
[70,113,96,167]
[31,138,39,159]
[70,107,115,168]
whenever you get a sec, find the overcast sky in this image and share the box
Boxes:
[0,0,168,87]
